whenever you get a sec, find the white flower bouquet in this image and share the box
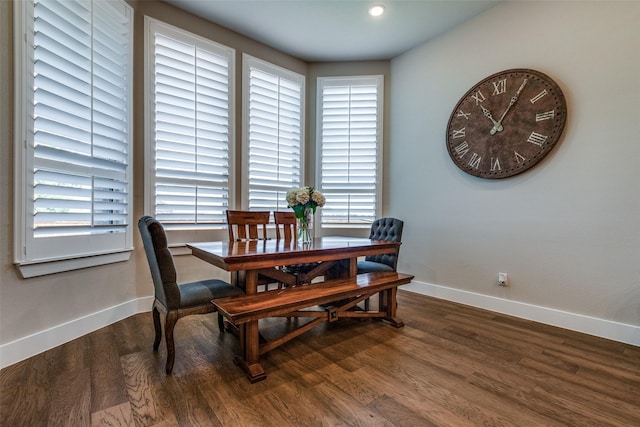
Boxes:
[286,186,326,219]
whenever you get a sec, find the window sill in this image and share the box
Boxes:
[16,250,132,278]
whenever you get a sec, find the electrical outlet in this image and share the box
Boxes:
[498,272,508,286]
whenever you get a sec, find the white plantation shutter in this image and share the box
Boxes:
[318,76,383,227]
[15,0,133,269]
[146,19,234,226]
[244,55,304,212]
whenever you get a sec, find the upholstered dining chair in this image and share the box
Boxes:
[357,217,404,310]
[357,217,404,273]
[226,210,270,241]
[138,216,245,374]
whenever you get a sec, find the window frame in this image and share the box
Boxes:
[14,0,134,277]
[241,54,305,212]
[316,75,384,229]
[144,16,236,235]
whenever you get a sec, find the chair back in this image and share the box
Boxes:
[274,211,297,241]
[365,217,404,270]
[226,210,270,241]
[138,216,180,309]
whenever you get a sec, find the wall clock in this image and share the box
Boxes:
[446,68,567,179]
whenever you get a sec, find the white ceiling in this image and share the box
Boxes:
[163,0,500,62]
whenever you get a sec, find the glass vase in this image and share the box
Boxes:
[297,208,313,244]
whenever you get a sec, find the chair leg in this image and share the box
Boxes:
[152,305,162,351]
[164,311,178,374]
[217,312,225,332]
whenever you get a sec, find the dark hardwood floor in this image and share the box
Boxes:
[2,290,639,426]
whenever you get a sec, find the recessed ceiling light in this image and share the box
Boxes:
[368,4,385,17]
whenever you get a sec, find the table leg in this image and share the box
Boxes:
[348,257,357,277]
[245,269,258,294]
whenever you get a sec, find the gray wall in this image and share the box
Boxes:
[389,1,640,327]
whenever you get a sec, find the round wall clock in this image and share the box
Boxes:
[446,68,567,179]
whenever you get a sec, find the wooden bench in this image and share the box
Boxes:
[213,271,414,381]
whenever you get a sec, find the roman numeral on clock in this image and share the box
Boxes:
[452,128,466,139]
[472,90,486,105]
[536,110,555,121]
[490,157,501,171]
[457,109,471,120]
[530,89,548,104]
[527,132,548,146]
[492,79,507,95]
[468,153,481,169]
[454,141,469,158]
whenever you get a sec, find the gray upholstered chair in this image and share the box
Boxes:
[357,217,404,274]
[138,216,244,374]
[357,217,404,310]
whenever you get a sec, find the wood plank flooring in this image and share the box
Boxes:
[2,290,639,426]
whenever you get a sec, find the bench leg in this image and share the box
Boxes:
[233,320,266,383]
[380,288,404,328]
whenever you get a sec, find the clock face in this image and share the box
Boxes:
[446,69,567,179]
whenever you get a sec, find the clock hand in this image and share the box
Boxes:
[491,78,528,135]
[479,105,503,133]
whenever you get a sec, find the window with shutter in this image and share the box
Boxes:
[14,0,133,276]
[317,76,383,228]
[243,55,304,212]
[145,18,234,228]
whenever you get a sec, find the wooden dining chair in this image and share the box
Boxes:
[138,216,245,374]
[225,210,277,290]
[273,211,297,241]
[226,210,270,241]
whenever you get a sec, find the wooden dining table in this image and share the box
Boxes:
[187,236,402,381]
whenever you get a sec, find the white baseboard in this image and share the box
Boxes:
[0,296,155,369]
[401,280,640,347]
